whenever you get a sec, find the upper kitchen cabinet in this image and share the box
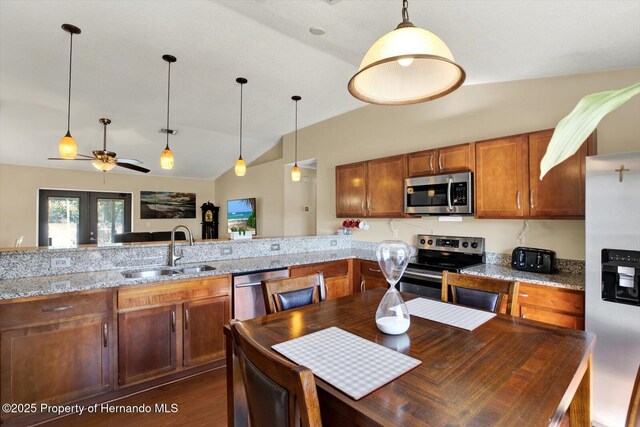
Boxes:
[475,130,596,219]
[407,143,474,177]
[528,129,596,218]
[336,155,406,218]
[475,135,529,218]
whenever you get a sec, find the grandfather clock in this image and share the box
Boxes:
[201,201,219,239]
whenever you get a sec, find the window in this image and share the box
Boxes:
[38,190,132,246]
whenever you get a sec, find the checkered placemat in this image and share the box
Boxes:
[405,298,496,331]
[271,327,421,400]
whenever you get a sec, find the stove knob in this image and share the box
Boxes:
[427,239,433,245]
[420,239,426,245]
[462,242,469,248]
[471,242,478,249]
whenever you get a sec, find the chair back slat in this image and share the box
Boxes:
[442,271,520,316]
[262,273,326,314]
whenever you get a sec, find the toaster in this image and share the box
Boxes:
[511,247,557,274]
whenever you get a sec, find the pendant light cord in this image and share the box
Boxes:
[294,99,298,166]
[402,0,410,22]
[166,61,171,150]
[239,82,243,158]
[66,32,73,133]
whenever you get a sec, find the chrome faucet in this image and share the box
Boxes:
[170,225,195,267]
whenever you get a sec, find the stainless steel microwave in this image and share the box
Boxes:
[404,172,473,215]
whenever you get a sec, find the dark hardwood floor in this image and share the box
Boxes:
[43,368,227,427]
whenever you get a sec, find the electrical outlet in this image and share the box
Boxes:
[51,257,71,268]
[51,280,71,291]
[221,247,232,255]
[330,239,338,247]
[270,243,280,251]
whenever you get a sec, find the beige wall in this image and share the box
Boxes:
[214,158,284,238]
[283,166,317,236]
[0,164,216,247]
[273,68,640,260]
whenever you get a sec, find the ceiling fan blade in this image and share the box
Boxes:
[76,153,95,159]
[48,157,93,161]
[117,162,150,173]
[117,158,143,165]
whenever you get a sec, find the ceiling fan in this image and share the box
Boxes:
[49,118,150,173]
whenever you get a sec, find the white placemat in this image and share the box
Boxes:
[405,298,496,331]
[271,327,421,400]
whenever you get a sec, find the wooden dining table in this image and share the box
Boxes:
[225,288,595,427]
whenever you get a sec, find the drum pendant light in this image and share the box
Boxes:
[234,78,248,176]
[291,95,302,182]
[348,0,465,105]
[58,24,81,159]
[160,55,176,169]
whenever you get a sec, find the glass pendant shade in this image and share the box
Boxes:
[234,157,246,176]
[59,132,77,159]
[160,147,174,169]
[291,164,301,182]
[348,26,465,105]
[92,159,116,172]
[374,240,414,335]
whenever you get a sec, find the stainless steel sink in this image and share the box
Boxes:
[121,265,216,278]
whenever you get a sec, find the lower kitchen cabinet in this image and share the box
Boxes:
[183,296,230,366]
[358,260,388,292]
[516,282,585,330]
[289,260,352,300]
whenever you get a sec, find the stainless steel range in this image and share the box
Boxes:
[399,234,485,299]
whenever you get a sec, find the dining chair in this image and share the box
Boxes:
[229,320,322,427]
[441,271,520,315]
[627,365,640,427]
[261,272,326,314]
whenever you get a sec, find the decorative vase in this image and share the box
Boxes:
[374,240,413,335]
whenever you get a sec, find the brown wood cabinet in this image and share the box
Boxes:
[336,155,406,218]
[475,130,596,219]
[0,290,112,422]
[407,143,474,177]
[358,260,388,292]
[289,260,352,300]
[183,296,229,366]
[517,282,585,330]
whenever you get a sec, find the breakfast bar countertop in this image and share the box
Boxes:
[461,263,585,291]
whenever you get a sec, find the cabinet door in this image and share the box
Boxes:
[0,316,111,411]
[519,306,584,330]
[366,155,407,217]
[325,275,351,300]
[336,162,367,218]
[183,296,230,367]
[438,143,474,173]
[475,136,528,218]
[528,130,595,218]
[118,305,177,385]
[407,149,438,177]
[359,260,388,292]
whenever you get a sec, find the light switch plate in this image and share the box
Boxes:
[51,257,71,268]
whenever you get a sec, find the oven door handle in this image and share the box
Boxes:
[446,178,453,212]
[403,270,443,281]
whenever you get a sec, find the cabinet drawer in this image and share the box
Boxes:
[290,260,349,279]
[360,260,383,278]
[0,289,111,330]
[118,275,231,309]
[518,283,584,316]
[520,305,584,330]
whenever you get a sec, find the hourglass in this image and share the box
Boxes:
[374,241,414,335]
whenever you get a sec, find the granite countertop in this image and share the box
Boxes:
[0,249,378,301]
[461,264,585,291]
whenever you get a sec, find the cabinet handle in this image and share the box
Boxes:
[360,279,365,293]
[429,154,434,172]
[41,304,75,312]
[184,309,189,330]
[518,293,529,297]
[368,268,381,273]
[516,191,521,210]
[367,195,372,214]
[361,200,366,215]
[439,154,443,171]
[103,323,108,348]
[530,190,534,209]
[171,310,176,332]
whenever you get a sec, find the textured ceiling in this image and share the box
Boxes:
[1,0,639,179]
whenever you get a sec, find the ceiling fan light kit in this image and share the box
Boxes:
[235,77,248,177]
[291,95,302,182]
[58,24,81,159]
[160,54,177,170]
[348,0,465,105]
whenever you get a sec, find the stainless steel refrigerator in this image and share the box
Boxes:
[586,151,640,426]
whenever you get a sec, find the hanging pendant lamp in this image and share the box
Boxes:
[58,24,81,159]
[234,77,247,177]
[348,0,465,105]
[160,54,176,169]
[291,95,302,182]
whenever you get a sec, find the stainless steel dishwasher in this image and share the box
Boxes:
[233,268,289,320]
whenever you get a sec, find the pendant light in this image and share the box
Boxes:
[58,24,81,159]
[291,95,302,182]
[234,77,247,176]
[160,54,176,169]
[348,0,465,105]
[92,118,117,172]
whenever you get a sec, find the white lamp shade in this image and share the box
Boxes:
[348,26,465,105]
[92,159,117,172]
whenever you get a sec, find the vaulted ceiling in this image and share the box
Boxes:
[1,0,639,179]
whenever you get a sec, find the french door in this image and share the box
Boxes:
[38,190,132,246]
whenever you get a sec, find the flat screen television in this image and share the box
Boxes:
[227,198,257,235]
